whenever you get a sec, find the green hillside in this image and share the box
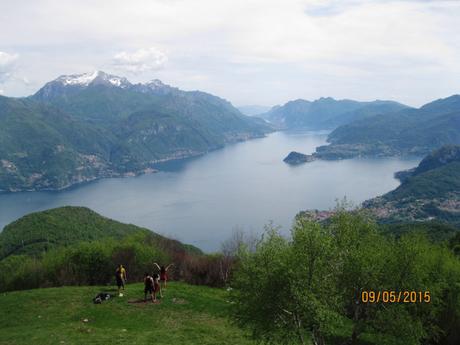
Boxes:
[0,282,254,345]
[316,95,460,159]
[0,206,200,260]
[0,96,116,192]
[0,207,138,259]
[386,161,460,201]
[406,145,460,178]
[33,82,162,122]
[0,207,205,292]
[363,146,460,225]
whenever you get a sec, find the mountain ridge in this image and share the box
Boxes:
[259,97,408,130]
[313,95,460,160]
[0,72,272,192]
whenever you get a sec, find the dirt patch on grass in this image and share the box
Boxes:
[127,298,161,307]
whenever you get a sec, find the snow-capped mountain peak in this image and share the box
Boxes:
[56,71,99,86]
[55,71,131,88]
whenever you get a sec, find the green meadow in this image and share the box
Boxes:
[0,282,254,345]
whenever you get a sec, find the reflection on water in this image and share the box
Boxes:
[0,131,419,251]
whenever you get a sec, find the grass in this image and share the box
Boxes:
[0,282,255,345]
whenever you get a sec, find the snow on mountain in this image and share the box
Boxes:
[57,71,99,86]
[44,71,175,91]
[33,71,178,101]
[55,71,131,88]
[132,78,177,95]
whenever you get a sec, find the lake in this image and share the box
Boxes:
[0,131,419,251]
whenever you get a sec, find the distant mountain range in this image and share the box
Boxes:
[0,71,272,192]
[315,95,460,159]
[259,97,408,130]
[238,105,271,116]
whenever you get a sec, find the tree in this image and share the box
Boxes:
[230,221,338,345]
[230,212,460,345]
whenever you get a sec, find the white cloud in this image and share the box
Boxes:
[0,0,459,105]
[0,51,18,83]
[112,47,168,74]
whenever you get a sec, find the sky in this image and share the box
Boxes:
[0,0,459,108]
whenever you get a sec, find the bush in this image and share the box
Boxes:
[181,254,230,287]
[0,232,174,292]
[0,229,237,292]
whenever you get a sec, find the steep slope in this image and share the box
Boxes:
[111,108,224,170]
[395,145,460,182]
[260,97,407,129]
[363,145,460,225]
[0,96,116,192]
[316,95,460,159]
[33,72,167,123]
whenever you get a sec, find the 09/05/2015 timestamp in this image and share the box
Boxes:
[361,290,431,304]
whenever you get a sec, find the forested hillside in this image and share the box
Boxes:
[363,145,460,225]
[315,95,460,159]
[0,206,204,292]
[0,206,200,259]
[0,72,272,192]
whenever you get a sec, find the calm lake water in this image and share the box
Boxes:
[0,131,419,251]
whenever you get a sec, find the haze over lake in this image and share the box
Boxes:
[0,131,419,251]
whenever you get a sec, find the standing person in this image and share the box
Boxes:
[144,273,154,303]
[115,264,127,296]
[152,273,163,301]
[154,263,173,289]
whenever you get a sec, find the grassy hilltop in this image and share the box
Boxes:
[0,282,254,345]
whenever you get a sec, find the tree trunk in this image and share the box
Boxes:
[312,329,326,345]
[293,312,307,345]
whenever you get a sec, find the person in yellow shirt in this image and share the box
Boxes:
[115,264,127,296]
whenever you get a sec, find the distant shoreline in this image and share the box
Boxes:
[0,132,269,195]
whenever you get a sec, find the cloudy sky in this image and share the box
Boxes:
[0,0,459,107]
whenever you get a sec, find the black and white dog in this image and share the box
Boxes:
[93,292,113,304]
